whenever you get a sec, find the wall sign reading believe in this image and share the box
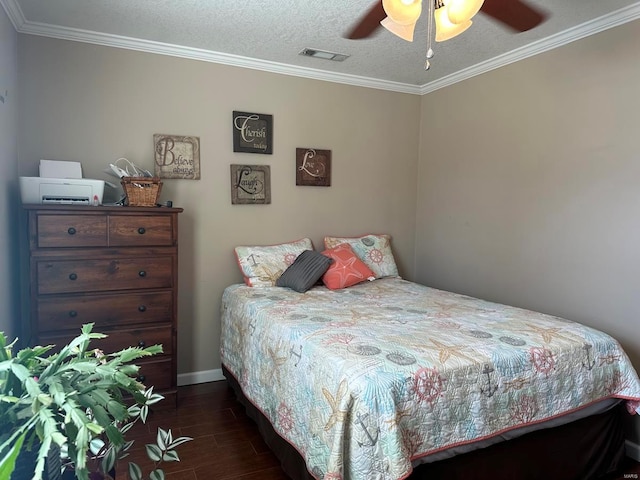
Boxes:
[154,134,201,180]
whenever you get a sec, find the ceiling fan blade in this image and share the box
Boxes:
[345,1,386,39]
[480,0,548,32]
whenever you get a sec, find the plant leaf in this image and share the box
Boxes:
[157,428,168,450]
[85,422,104,435]
[106,400,128,421]
[104,424,124,447]
[0,429,28,480]
[89,438,106,456]
[121,440,135,454]
[127,405,141,417]
[101,446,117,473]
[162,450,180,462]
[88,388,112,406]
[34,433,53,480]
[120,422,135,435]
[140,405,149,423]
[168,436,193,449]
[9,363,31,382]
[149,469,165,480]
[145,444,162,462]
[128,462,142,480]
[87,403,111,428]
[146,393,164,406]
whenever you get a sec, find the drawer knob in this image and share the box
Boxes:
[67,227,77,235]
[138,305,147,312]
[137,340,146,347]
[138,227,146,235]
[68,310,78,318]
[137,374,146,383]
[69,273,78,281]
[138,270,146,278]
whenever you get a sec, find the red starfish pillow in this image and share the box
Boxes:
[321,243,376,290]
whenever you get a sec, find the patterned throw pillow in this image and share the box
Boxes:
[276,250,333,293]
[324,234,399,279]
[321,243,376,290]
[235,238,314,287]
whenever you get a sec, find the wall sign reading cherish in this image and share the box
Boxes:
[232,111,273,154]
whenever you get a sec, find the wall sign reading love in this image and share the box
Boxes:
[296,148,331,187]
[232,111,273,154]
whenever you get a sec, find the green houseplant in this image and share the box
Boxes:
[0,323,191,480]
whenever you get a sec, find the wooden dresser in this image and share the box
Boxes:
[23,204,183,406]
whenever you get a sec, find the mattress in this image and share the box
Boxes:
[220,277,640,480]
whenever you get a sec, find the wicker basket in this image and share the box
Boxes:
[121,177,163,207]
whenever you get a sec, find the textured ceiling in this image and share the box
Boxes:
[3,0,640,94]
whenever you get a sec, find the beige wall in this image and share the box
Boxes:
[17,35,420,378]
[416,19,640,363]
[416,20,640,438]
[0,6,19,340]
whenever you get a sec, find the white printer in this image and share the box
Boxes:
[19,176,106,205]
[19,160,105,205]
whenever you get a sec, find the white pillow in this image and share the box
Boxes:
[323,234,399,279]
[235,238,314,287]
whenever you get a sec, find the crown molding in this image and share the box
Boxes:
[3,0,640,96]
[420,2,640,95]
[3,0,421,96]
[0,0,25,30]
[20,21,422,95]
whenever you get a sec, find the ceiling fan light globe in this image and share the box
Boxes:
[434,6,472,42]
[382,0,423,25]
[447,0,485,24]
[380,16,417,41]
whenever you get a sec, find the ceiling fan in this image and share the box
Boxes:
[346,0,548,41]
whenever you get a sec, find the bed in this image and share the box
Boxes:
[221,237,640,480]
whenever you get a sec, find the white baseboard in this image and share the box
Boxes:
[626,440,640,462]
[177,368,225,386]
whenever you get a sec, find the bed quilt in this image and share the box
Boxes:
[220,278,640,480]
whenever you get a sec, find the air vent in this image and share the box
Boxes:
[299,48,350,62]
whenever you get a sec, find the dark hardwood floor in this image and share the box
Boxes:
[119,381,640,480]
[118,381,287,480]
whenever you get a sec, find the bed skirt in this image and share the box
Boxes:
[222,365,627,480]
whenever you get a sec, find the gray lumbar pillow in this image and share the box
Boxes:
[276,250,333,293]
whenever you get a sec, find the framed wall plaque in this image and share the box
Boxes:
[231,164,271,204]
[154,134,201,179]
[296,148,331,187]
[232,111,273,154]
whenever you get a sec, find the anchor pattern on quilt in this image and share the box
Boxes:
[290,344,302,366]
[480,363,499,397]
[582,343,596,370]
[355,412,380,447]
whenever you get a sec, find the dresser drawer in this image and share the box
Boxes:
[36,215,107,248]
[136,358,173,391]
[39,325,173,356]
[109,215,175,246]
[37,291,173,332]
[36,257,174,294]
